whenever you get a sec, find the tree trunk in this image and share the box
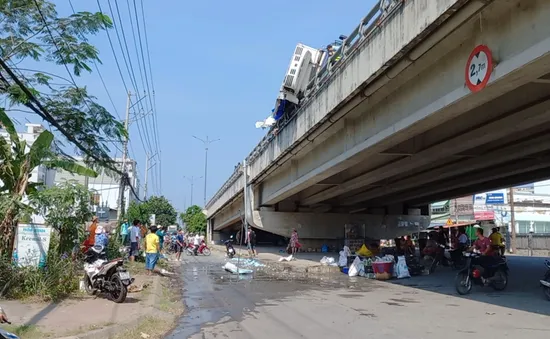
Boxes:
[0,206,16,258]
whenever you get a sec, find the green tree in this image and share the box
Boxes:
[0,0,126,172]
[146,196,177,227]
[180,205,206,235]
[0,110,96,256]
[126,201,150,227]
[31,181,93,255]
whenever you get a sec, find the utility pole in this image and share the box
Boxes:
[184,175,202,207]
[193,135,220,207]
[454,199,458,224]
[143,152,158,200]
[117,91,147,218]
[117,91,131,219]
[509,187,517,253]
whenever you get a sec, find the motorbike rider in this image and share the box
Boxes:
[469,227,498,278]
[192,233,201,255]
[437,227,449,266]
[450,227,469,264]
[423,233,439,257]
[489,227,505,256]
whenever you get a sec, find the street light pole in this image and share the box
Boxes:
[184,176,203,207]
[193,136,220,207]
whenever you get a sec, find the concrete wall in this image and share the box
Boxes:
[206,166,243,217]
[253,211,430,240]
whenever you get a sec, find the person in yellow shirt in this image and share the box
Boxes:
[489,227,505,256]
[145,225,160,275]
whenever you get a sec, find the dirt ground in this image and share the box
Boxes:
[1,261,184,339]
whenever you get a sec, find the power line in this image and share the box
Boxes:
[0,4,141,201]
[138,0,162,193]
[96,0,130,94]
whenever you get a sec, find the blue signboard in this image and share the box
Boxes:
[486,192,504,204]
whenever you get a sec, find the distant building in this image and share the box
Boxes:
[55,157,140,221]
[431,180,550,235]
[0,124,57,224]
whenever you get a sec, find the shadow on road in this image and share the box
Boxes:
[387,255,550,316]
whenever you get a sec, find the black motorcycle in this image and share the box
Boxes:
[455,252,508,295]
[224,238,236,259]
[539,259,550,300]
[83,245,134,303]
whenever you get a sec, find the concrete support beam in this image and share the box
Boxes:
[380,156,550,205]
[253,211,430,240]
[341,132,550,205]
[303,99,550,205]
[407,167,550,206]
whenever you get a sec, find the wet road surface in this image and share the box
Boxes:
[166,253,550,339]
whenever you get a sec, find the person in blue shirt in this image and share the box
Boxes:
[94,225,109,247]
[120,218,129,245]
[175,230,185,261]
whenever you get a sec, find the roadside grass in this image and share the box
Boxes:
[156,276,184,315]
[2,324,47,339]
[111,316,173,339]
[57,322,115,338]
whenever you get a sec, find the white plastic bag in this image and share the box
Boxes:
[338,251,347,267]
[320,256,335,266]
[395,255,411,279]
[348,256,364,277]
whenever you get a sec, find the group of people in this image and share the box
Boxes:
[421,226,506,268]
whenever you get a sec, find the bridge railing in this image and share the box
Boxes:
[246,0,403,165]
[207,0,404,210]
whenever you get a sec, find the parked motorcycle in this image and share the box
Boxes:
[186,241,211,256]
[83,245,134,303]
[224,237,236,258]
[455,251,508,295]
[0,306,19,339]
[539,259,550,300]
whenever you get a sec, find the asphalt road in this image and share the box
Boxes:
[166,253,550,339]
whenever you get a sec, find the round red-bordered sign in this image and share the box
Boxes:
[465,45,493,92]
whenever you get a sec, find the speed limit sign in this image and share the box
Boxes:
[465,45,493,92]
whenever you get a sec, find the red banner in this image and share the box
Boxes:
[474,210,494,220]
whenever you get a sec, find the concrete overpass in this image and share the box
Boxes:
[206,0,550,246]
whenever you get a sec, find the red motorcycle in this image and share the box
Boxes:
[186,240,211,256]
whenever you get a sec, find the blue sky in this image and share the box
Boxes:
[30,0,376,211]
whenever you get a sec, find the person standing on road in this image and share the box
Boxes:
[87,216,99,247]
[156,225,166,253]
[129,219,141,262]
[145,225,160,275]
[290,228,299,256]
[175,230,185,261]
[246,228,258,257]
[120,218,129,245]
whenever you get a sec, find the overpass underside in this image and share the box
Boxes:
[209,0,550,246]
